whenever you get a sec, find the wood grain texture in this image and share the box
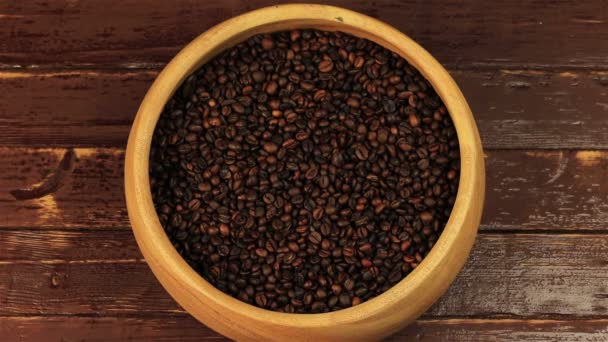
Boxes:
[2,148,607,231]
[2,234,608,317]
[2,317,608,342]
[1,0,604,339]
[457,70,608,149]
[0,262,177,315]
[485,150,608,231]
[0,316,222,342]
[0,230,140,262]
[0,148,127,229]
[0,0,606,68]
[0,71,152,147]
[1,70,608,148]
[392,319,608,341]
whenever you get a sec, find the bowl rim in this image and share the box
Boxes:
[125,3,484,333]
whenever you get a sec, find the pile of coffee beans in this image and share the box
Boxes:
[150,29,460,313]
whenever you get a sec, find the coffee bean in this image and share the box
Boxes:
[265,81,278,95]
[383,99,396,113]
[331,284,342,295]
[150,29,460,314]
[420,211,434,223]
[377,128,388,143]
[309,231,322,245]
[255,293,268,307]
[261,37,274,50]
[252,71,266,83]
[296,131,310,141]
[255,248,268,258]
[398,139,412,152]
[409,113,420,127]
[353,56,365,68]
[219,223,230,237]
[318,60,334,73]
[282,139,297,149]
[344,279,355,291]
[312,207,324,220]
[355,145,369,161]
[263,142,279,154]
[187,199,201,210]
[311,302,327,313]
[339,293,351,307]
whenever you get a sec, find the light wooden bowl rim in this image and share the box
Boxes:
[125,4,484,340]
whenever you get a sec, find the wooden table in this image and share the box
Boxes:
[1,1,607,340]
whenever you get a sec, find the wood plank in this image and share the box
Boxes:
[1,234,608,317]
[0,148,127,229]
[2,317,608,342]
[457,70,608,149]
[0,71,152,147]
[0,262,179,315]
[394,319,608,342]
[0,0,606,68]
[0,230,141,262]
[2,148,607,231]
[426,234,608,318]
[485,150,608,231]
[2,70,607,148]
[3,316,222,342]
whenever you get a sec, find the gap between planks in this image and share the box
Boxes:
[0,314,607,322]
[0,66,606,74]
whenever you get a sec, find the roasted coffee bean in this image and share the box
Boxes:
[355,145,369,161]
[318,60,334,73]
[150,29,460,314]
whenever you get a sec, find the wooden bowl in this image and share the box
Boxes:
[125,4,485,341]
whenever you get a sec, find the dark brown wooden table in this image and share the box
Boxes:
[1,1,607,340]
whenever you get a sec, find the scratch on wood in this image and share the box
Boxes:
[506,81,531,89]
[591,72,608,86]
[595,102,608,111]
[500,70,545,76]
[570,18,605,24]
[0,70,156,79]
[0,259,145,265]
[9,149,76,200]
[0,71,101,79]
[0,14,28,19]
[524,151,562,158]
[545,151,568,185]
[421,318,608,325]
